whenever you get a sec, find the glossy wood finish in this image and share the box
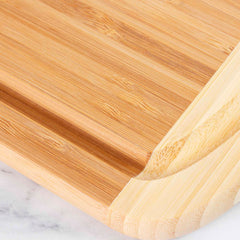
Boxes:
[0,0,240,236]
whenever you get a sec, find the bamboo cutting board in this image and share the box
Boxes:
[0,1,240,239]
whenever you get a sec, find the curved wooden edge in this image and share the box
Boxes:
[108,42,240,240]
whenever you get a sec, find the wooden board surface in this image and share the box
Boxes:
[0,0,240,239]
[110,43,240,239]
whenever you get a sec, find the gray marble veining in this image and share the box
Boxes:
[0,161,239,240]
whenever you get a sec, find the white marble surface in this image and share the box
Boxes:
[0,160,240,240]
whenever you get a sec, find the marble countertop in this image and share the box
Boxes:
[0,161,240,240]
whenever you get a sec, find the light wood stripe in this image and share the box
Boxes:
[110,43,240,240]
[0,1,240,239]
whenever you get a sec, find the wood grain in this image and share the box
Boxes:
[0,0,240,239]
[109,42,240,240]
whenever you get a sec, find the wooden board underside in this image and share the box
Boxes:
[0,0,240,235]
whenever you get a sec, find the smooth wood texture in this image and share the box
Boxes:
[109,43,240,240]
[0,0,240,239]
